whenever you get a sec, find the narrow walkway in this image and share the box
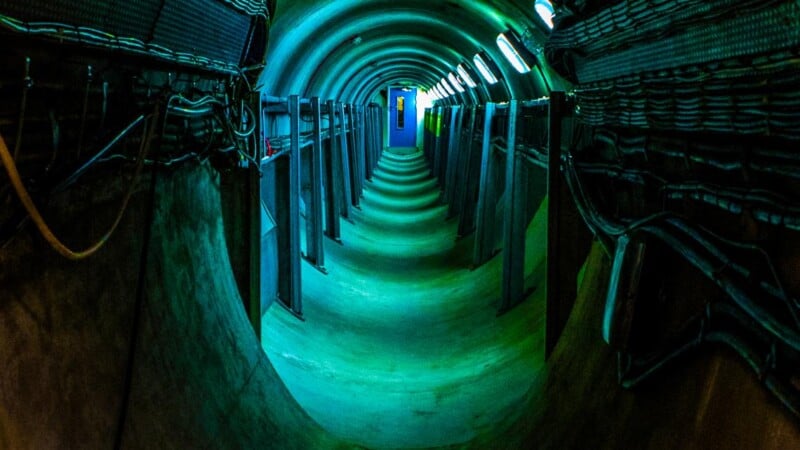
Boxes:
[262,147,547,448]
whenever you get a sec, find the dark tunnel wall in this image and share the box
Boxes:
[1,0,799,448]
[0,164,339,448]
[506,243,800,449]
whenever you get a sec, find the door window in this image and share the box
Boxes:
[396,96,405,129]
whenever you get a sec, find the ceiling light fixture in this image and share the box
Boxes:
[535,0,555,29]
[440,78,456,96]
[447,72,465,93]
[456,64,478,88]
[473,52,499,85]
[496,30,533,74]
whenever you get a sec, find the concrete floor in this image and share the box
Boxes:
[262,148,547,448]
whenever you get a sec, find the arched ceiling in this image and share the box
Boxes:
[258,0,555,104]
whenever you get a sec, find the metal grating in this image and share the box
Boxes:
[574,1,800,83]
[0,0,256,70]
[153,0,251,65]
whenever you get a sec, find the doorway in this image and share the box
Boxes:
[388,87,417,147]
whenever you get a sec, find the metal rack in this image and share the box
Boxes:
[258,93,383,318]
[423,94,587,346]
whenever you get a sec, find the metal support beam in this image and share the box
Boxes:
[368,105,382,174]
[357,105,366,188]
[364,105,374,181]
[325,99,342,242]
[422,109,431,161]
[458,106,483,238]
[246,95,264,339]
[545,91,592,356]
[473,102,498,267]
[367,105,376,170]
[304,97,326,271]
[500,100,525,315]
[337,102,354,219]
[378,104,384,159]
[450,106,477,219]
[277,95,303,317]
[444,106,463,204]
[346,104,362,208]
[248,166,262,337]
[433,107,448,183]
[546,92,565,356]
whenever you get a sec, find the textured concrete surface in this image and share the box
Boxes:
[2,156,797,450]
[263,148,548,448]
[0,178,144,450]
[0,164,339,449]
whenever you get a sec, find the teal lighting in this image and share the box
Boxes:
[473,53,499,85]
[440,78,456,95]
[535,0,555,29]
[436,82,450,97]
[457,64,478,88]
[496,32,532,74]
[447,72,465,93]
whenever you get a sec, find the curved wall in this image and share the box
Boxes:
[0,165,339,449]
[259,0,553,102]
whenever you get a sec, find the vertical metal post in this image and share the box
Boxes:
[364,106,372,181]
[347,104,362,207]
[458,105,483,237]
[500,100,525,314]
[377,105,384,160]
[545,91,573,356]
[472,102,497,267]
[424,108,434,163]
[451,106,477,218]
[246,94,263,339]
[278,95,302,317]
[369,105,379,173]
[325,100,342,242]
[367,105,376,180]
[305,97,325,270]
[358,105,367,186]
[444,105,462,203]
[337,102,354,219]
[422,109,430,160]
[433,107,447,183]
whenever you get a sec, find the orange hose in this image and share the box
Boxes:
[0,119,151,260]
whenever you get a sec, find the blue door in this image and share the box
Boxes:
[389,87,417,147]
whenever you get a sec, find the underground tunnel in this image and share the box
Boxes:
[0,0,799,448]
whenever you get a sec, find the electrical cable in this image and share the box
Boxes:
[55,115,147,193]
[564,155,800,350]
[233,103,257,138]
[0,113,153,260]
[617,300,800,418]
[111,131,160,450]
[0,14,240,75]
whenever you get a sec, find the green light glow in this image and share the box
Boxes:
[263,148,547,448]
